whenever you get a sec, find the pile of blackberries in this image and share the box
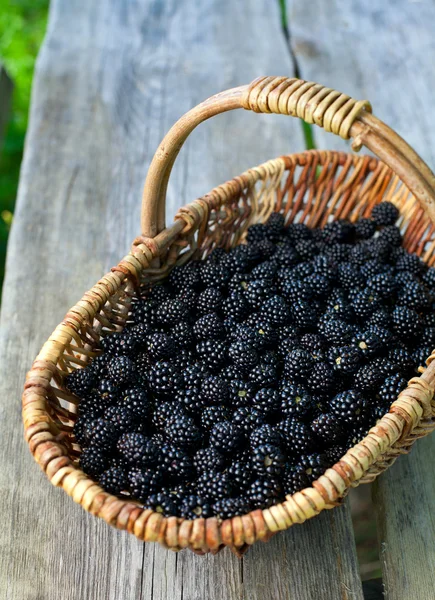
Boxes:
[68,201,435,520]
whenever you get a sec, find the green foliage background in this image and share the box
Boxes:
[0,1,48,296]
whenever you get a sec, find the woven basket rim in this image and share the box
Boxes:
[23,149,435,555]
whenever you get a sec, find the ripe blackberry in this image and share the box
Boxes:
[193,313,225,341]
[79,446,109,479]
[322,220,354,244]
[160,445,195,484]
[278,338,300,362]
[228,340,259,369]
[366,325,392,346]
[183,362,209,390]
[351,330,382,358]
[156,299,189,327]
[118,387,151,421]
[419,326,435,348]
[296,453,330,483]
[330,390,369,424]
[307,362,336,394]
[104,404,136,433]
[66,367,96,398]
[209,421,245,454]
[164,414,201,449]
[222,291,250,322]
[127,322,152,346]
[366,308,392,329]
[200,406,231,431]
[228,458,253,492]
[179,495,213,519]
[378,374,407,405]
[387,348,414,376]
[248,477,283,509]
[199,375,229,405]
[232,407,265,434]
[196,471,233,501]
[328,345,362,375]
[247,223,271,244]
[295,237,319,260]
[311,413,344,444]
[325,296,354,322]
[259,295,290,326]
[252,388,280,417]
[199,262,231,289]
[148,361,184,396]
[372,402,391,422]
[135,352,152,380]
[148,284,172,304]
[100,332,137,357]
[248,363,278,388]
[88,418,118,451]
[253,238,277,259]
[283,348,314,382]
[395,252,424,274]
[196,339,227,369]
[347,423,371,447]
[170,321,194,350]
[378,225,402,247]
[392,306,422,337]
[145,332,175,361]
[348,244,370,266]
[227,273,251,295]
[282,463,310,495]
[355,218,376,240]
[152,401,185,431]
[173,387,204,415]
[245,278,276,309]
[423,267,435,289]
[228,379,257,408]
[271,244,300,267]
[245,318,279,350]
[280,278,312,303]
[128,467,162,502]
[196,287,224,316]
[266,211,285,237]
[251,261,279,280]
[398,281,431,310]
[366,273,397,299]
[369,356,396,378]
[99,466,128,495]
[176,287,197,311]
[306,273,332,298]
[277,418,316,455]
[326,445,347,464]
[173,349,195,371]
[193,448,226,474]
[412,346,431,370]
[324,242,350,264]
[117,432,159,466]
[98,378,120,404]
[337,263,365,290]
[77,392,110,420]
[131,300,157,327]
[144,493,179,517]
[319,318,354,345]
[251,444,286,477]
[250,424,282,448]
[73,414,96,447]
[212,497,251,520]
[291,299,318,329]
[300,333,326,352]
[351,288,381,319]
[280,384,316,421]
[371,201,399,226]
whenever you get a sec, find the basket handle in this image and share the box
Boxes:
[141,76,435,237]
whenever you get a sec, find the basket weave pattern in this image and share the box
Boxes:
[23,78,435,555]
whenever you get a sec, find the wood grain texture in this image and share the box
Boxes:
[0,0,366,598]
[288,1,435,598]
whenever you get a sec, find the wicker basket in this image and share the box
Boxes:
[23,76,435,556]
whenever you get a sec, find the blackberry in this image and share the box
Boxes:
[79,446,109,479]
[232,407,265,434]
[337,263,365,290]
[156,299,189,327]
[349,244,370,266]
[135,352,152,379]
[222,291,250,322]
[77,391,111,419]
[423,267,435,289]
[227,273,251,295]
[196,340,227,369]
[280,384,316,421]
[119,387,151,420]
[88,418,118,451]
[366,308,392,329]
[291,299,318,329]
[247,223,271,244]
[360,259,388,279]
[319,318,354,345]
[276,324,300,343]
[131,300,157,327]
[228,379,256,408]
[378,374,407,405]
[196,471,233,501]
[307,362,336,394]
[326,445,347,464]
[325,296,354,321]
[245,279,276,309]
[387,348,414,375]
[366,325,392,345]
[99,466,128,495]
[280,279,312,303]
[248,477,283,509]
[282,463,310,495]
[259,295,290,326]
[168,263,201,291]
[297,453,330,483]
[248,363,279,388]
[117,432,159,466]
[199,262,231,289]
[306,273,332,298]
[228,458,253,492]
[90,354,109,379]
[251,444,286,476]
[183,362,210,390]
[286,222,312,241]
[73,414,96,447]
[395,252,424,274]
[347,423,371,447]
[283,348,314,382]
[398,281,431,310]
[372,402,391,421]
[196,287,224,316]
[170,321,194,350]
[148,284,172,304]
[351,330,382,358]
[378,225,402,247]
[322,220,354,244]
[164,414,201,449]
[367,273,397,299]
[251,261,279,280]
[209,421,245,454]
[148,361,183,396]
[330,390,369,424]
[160,445,195,484]
[174,387,204,415]
[324,242,350,264]
[128,467,162,502]
[271,245,300,267]
[200,375,229,405]
[266,211,285,237]
[300,333,326,352]
[253,238,277,259]
[146,332,176,361]
[66,367,96,398]
[412,346,431,370]
[351,288,381,319]
[200,406,231,431]
[419,326,435,348]
[371,201,399,226]
[144,493,179,517]
[152,401,185,431]
[355,218,376,240]
[104,404,136,433]
[311,413,344,444]
[252,388,280,416]
[176,287,197,311]
[98,379,120,403]
[228,340,259,369]
[193,313,225,341]
[369,356,396,378]
[328,345,362,375]
[392,306,422,337]
[212,497,251,520]
[278,336,302,360]
[193,448,226,474]
[179,495,213,519]
[173,349,195,371]
[250,424,282,448]
[277,418,316,455]
[127,323,152,346]
[100,332,137,357]
[245,318,279,350]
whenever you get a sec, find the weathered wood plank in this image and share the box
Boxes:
[288,1,435,598]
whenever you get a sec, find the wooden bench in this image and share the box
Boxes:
[1,1,435,598]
